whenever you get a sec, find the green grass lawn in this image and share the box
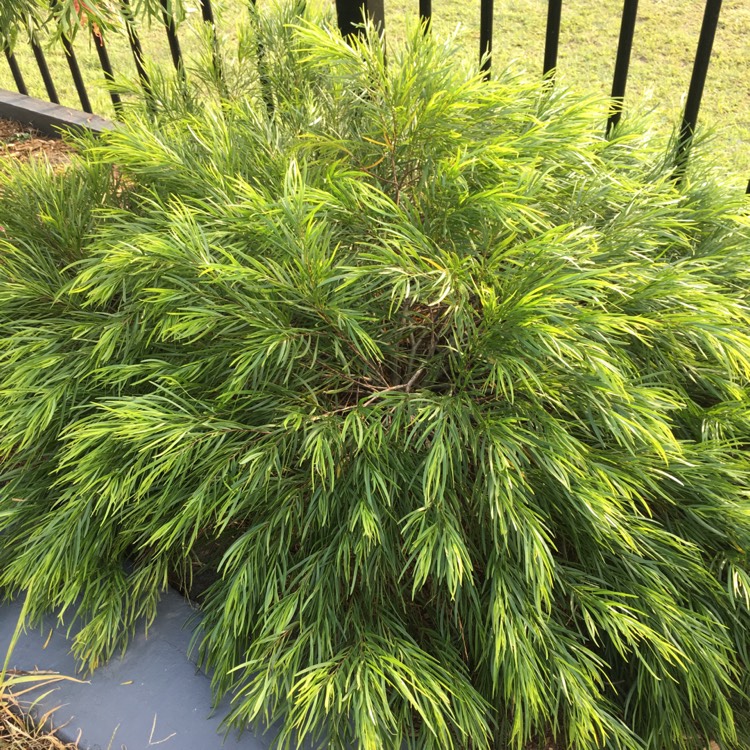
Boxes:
[1,0,748,189]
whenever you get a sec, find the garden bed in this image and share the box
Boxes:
[0,119,72,165]
[1,6,749,747]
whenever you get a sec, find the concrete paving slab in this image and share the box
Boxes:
[0,589,292,750]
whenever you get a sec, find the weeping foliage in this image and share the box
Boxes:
[0,0,184,45]
[0,0,192,63]
[2,5,750,749]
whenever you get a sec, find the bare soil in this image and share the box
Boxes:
[0,120,73,165]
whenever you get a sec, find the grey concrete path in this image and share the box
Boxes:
[0,589,296,750]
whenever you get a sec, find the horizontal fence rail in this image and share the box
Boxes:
[0,0,741,185]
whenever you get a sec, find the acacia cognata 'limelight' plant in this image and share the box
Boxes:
[0,0,187,47]
[2,4,750,749]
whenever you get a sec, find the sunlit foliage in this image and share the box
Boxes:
[0,0,184,45]
[2,5,750,749]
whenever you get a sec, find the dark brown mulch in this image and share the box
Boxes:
[0,120,73,165]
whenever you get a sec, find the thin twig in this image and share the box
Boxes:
[148,714,177,745]
[362,367,425,407]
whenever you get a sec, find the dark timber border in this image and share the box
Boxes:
[0,89,116,138]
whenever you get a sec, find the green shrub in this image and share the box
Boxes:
[0,0,183,46]
[2,6,750,749]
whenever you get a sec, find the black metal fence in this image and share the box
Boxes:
[341,0,725,178]
[1,0,744,189]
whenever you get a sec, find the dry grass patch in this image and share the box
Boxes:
[1,675,79,750]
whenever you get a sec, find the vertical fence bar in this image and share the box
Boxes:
[120,0,154,105]
[368,0,385,32]
[420,0,432,31]
[31,35,60,104]
[543,0,562,77]
[675,0,723,175]
[199,0,215,23]
[335,1,384,39]
[479,0,493,79]
[160,0,185,75]
[199,0,225,88]
[92,30,123,114]
[606,0,638,135]
[3,48,29,95]
[61,36,93,113]
[336,0,366,39]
